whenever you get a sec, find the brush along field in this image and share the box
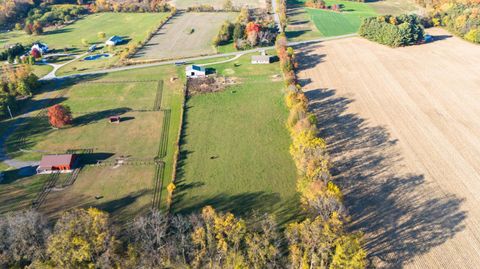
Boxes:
[133,12,237,60]
[296,28,480,268]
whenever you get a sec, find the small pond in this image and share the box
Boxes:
[84,53,111,61]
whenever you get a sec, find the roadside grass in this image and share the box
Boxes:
[31,64,54,78]
[0,65,184,219]
[174,54,299,223]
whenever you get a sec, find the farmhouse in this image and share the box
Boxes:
[36,154,77,174]
[105,35,124,46]
[30,42,49,55]
[186,65,206,78]
[251,54,273,64]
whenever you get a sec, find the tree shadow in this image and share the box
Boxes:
[305,88,466,267]
[73,107,132,126]
[294,44,325,70]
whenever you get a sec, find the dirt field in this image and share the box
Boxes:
[134,12,237,60]
[296,28,480,268]
[170,0,265,9]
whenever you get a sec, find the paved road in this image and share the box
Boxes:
[271,0,283,32]
[43,33,358,81]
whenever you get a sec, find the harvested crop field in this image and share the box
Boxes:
[170,0,265,9]
[296,28,480,268]
[134,12,237,60]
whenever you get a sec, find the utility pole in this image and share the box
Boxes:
[7,105,13,119]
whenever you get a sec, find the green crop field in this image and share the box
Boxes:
[286,0,377,40]
[0,65,184,221]
[174,53,299,223]
[307,0,377,37]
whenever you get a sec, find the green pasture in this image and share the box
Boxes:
[175,54,299,223]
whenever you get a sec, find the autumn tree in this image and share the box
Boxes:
[246,22,261,46]
[47,208,118,269]
[245,213,282,268]
[47,104,72,128]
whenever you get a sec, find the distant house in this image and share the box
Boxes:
[30,42,49,55]
[186,65,206,78]
[251,54,273,64]
[36,154,77,174]
[105,35,123,46]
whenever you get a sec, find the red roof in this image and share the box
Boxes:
[38,154,75,169]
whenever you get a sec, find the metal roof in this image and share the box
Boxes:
[38,154,74,168]
[186,65,205,72]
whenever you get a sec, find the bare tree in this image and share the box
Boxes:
[0,210,50,267]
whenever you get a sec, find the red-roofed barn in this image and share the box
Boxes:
[36,154,77,174]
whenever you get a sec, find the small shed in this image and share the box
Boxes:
[105,35,123,46]
[109,116,121,124]
[37,154,77,174]
[251,54,273,64]
[186,65,206,78]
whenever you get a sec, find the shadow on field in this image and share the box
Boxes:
[305,88,466,268]
[74,107,132,126]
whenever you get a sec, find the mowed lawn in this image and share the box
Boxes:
[306,0,377,36]
[0,13,168,52]
[175,54,298,222]
[0,65,184,219]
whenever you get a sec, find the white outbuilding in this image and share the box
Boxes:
[186,65,206,78]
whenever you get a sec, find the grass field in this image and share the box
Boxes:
[133,12,237,60]
[174,53,298,223]
[296,28,480,268]
[0,65,184,220]
[0,13,168,53]
[307,0,377,37]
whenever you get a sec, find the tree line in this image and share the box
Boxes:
[275,33,367,268]
[1,205,366,268]
[425,3,480,44]
[0,64,39,118]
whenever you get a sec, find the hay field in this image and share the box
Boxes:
[134,12,237,60]
[296,28,480,268]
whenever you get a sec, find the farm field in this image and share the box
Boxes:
[295,28,480,268]
[0,65,184,220]
[174,53,298,223]
[133,12,237,60]
[170,0,266,9]
[286,0,415,41]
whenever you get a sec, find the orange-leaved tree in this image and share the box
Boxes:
[48,104,72,128]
